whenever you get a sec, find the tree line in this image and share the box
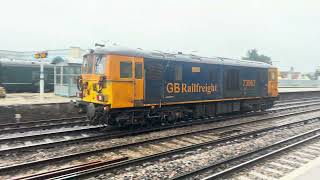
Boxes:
[242,49,272,65]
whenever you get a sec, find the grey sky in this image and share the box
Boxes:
[0,0,319,72]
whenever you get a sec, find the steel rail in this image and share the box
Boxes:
[274,98,320,108]
[0,119,89,134]
[1,99,318,147]
[0,111,264,154]
[2,108,318,173]
[199,129,320,180]
[13,157,129,180]
[0,125,102,144]
[16,116,320,179]
[1,104,319,156]
[0,116,86,129]
[275,97,320,104]
[1,96,316,134]
[268,101,320,111]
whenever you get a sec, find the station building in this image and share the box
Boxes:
[0,47,85,96]
[0,47,85,62]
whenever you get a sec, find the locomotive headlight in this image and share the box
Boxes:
[77,91,83,98]
[96,95,103,101]
[96,94,107,102]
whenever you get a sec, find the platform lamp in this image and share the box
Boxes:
[34,51,48,97]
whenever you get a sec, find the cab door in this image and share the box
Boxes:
[268,68,278,97]
[109,55,144,108]
[133,57,144,106]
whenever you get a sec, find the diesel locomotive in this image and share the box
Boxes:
[77,47,278,126]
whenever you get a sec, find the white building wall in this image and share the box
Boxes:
[0,47,86,62]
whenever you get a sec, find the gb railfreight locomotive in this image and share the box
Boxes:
[77,47,278,126]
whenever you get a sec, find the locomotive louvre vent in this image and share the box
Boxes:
[146,61,164,80]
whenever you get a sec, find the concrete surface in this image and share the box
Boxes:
[279,87,320,93]
[0,93,81,122]
[280,156,320,180]
[0,93,78,106]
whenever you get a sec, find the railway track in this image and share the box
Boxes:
[0,96,315,136]
[273,97,320,108]
[174,128,320,180]
[0,98,319,179]
[269,99,320,111]
[275,96,319,104]
[3,105,320,179]
[0,111,264,154]
[232,136,320,180]
[10,112,320,179]
[0,97,315,137]
[1,100,319,156]
[0,116,88,134]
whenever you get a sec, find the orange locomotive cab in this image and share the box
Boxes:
[106,55,144,108]
[268,68,279,97]
[77,51,145,125]
[80,54,109,105]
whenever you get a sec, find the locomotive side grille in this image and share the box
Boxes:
[145,60,163,80]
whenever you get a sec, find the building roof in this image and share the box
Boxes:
[89,46,274,68]
[0,60,54,68]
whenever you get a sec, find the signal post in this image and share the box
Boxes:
[34,51,48,97]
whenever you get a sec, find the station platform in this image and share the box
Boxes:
[281,156,320,180]
[0,93,80,123]
[0,93,77,106]
[279,87,320,93]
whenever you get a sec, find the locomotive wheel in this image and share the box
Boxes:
[87,103,97,121]
[87,103,106,125]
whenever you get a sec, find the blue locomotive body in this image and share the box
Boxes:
[144,57,272,105]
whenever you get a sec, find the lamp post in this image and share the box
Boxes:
[34,51,48,97]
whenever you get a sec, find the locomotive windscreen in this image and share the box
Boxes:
[82,55,94,74]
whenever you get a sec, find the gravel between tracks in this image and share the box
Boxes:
[92,120,320,179]
[2,106,320,167]
[2,106,320,179]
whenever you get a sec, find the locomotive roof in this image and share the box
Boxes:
[0,60,54,67]
[87,46,275,69]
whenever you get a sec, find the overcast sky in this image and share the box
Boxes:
[0,0,319,72]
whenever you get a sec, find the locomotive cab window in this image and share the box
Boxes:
[135,63,142,79]
[269,71,276,81]
[82,55,94,74]
[94,55,106,74]
[120,62,132,78]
